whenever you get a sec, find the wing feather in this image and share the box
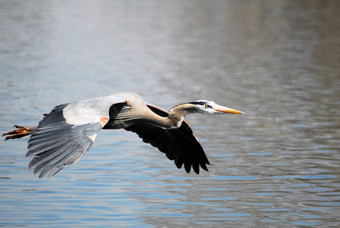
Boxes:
[125,105,210,174]
[26,103,103,178]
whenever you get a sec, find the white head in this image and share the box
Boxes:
[190,100,245,115]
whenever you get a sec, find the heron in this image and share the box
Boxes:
[2,92,244,178]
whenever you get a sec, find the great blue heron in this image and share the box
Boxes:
[3,92,244,178]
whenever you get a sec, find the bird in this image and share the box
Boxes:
[2,92,244,178]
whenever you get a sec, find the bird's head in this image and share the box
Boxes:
[190,100,245,115]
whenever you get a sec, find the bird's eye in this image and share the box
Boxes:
[204,104,210,108]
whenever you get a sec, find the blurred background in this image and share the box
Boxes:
[0,0,339,227]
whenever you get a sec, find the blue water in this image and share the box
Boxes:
[1,0,339,227]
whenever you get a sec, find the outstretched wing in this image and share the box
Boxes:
[125,105,211,174]
[25,92,145,178]
[27,103,105,178]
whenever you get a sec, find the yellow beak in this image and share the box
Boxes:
[214,105,245,114]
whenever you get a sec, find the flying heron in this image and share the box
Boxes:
[2,92,244,178]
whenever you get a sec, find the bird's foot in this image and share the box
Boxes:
[2,125,35,140]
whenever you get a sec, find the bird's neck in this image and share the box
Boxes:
[150,103,194,129]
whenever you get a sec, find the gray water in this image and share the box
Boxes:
[0,0,339,227]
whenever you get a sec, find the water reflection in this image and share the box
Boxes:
[0,0,339,227]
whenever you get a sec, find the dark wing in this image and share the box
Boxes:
[27,104,103,178]
[125,105,210,174]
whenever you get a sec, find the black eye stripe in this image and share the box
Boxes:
[190,100,211,106]
[190,101,206,105]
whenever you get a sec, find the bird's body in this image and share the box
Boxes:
[3,92,244,178]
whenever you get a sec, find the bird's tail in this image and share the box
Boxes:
[2,125,36,140]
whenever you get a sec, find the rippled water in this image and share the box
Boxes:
[1,0,339,227]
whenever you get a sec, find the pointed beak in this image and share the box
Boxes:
[213,105,245,114]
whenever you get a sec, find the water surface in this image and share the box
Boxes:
[0,0,339,227]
